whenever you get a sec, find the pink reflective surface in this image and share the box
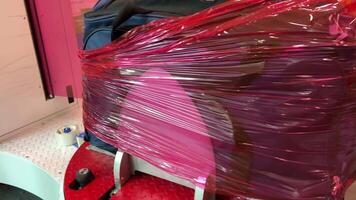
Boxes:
[32,0,83,98]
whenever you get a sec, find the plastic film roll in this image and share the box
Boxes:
[55,125,79,146]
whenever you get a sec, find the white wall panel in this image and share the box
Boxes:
[0,0,75,136]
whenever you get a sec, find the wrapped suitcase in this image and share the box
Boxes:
[83,0,225,154]
[82,0,356,199]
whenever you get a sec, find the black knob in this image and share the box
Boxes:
[69,168,95,190]
[76,168,95,188]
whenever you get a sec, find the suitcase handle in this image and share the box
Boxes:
[81,0,261,57]
[111,0,150,40]
[110,0,225,40]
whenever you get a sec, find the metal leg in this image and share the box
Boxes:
[194,186,215,200]
[113,151,132,193]
[194,186,206,200]
[113,151,215,199]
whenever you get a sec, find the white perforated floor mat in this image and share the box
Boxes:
[0,106,83,183]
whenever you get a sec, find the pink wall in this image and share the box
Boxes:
[34,0,88,98]
[70,0,97,47]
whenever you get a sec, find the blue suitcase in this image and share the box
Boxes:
[83,0,225,153]
[83,0,167,153]
[83,0,168,50]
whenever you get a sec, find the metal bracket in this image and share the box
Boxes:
[113,150,215,200]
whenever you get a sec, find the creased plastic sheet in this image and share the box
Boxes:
[81,0,356,199]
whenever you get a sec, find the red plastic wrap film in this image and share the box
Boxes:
[81,0,356,199]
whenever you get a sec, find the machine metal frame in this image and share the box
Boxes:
[113,151,215,200]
